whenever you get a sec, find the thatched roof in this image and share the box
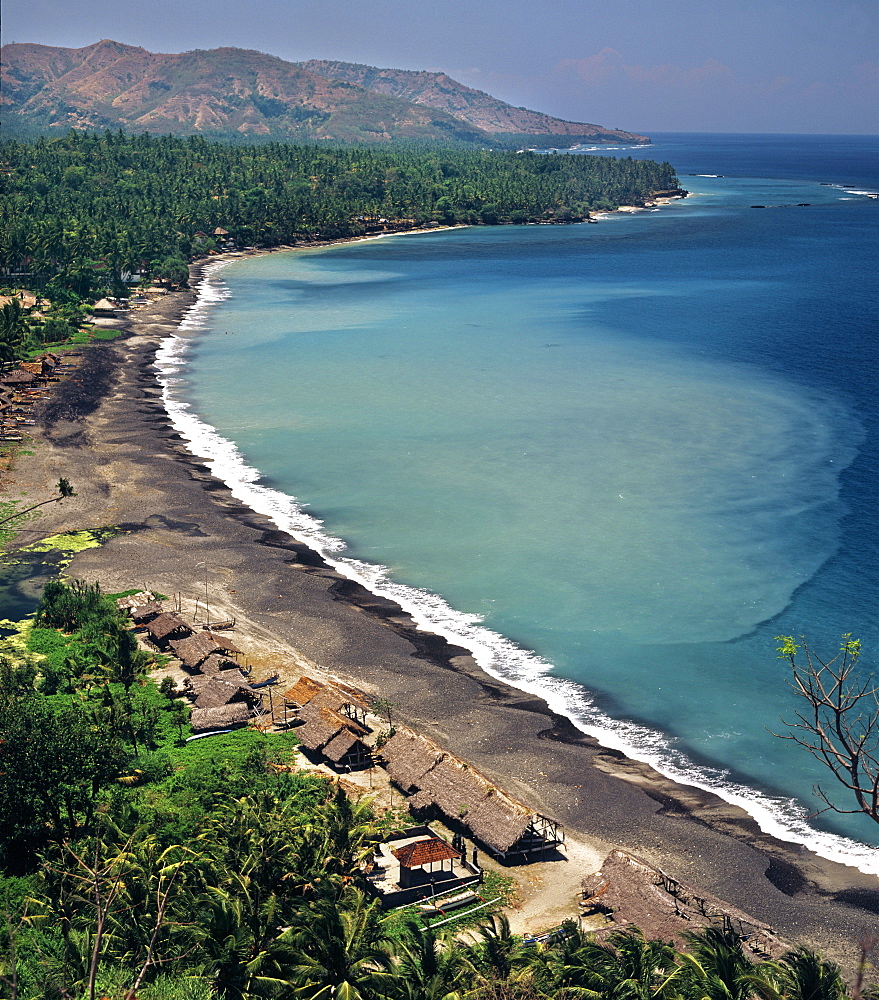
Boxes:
[417,755,488,821]
[379,729,442,792]
[581,850,786,957]
[92,298,118,313]
[190,702,251,733]
[379,725,559,855]
[144,613,192,643]
[392,838,460,868]
[465,791,533,854]
[201,630,243,654]
[322,730,370,764]
[169,633,223,669]
[0,370,36,385]
[283,676,325,707]
[187,670,253,710]
[297,706,365,751]
[198,653,239,675]
[129,601,163,623]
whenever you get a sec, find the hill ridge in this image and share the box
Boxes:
[1,41,649,147]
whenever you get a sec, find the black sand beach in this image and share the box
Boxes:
[4,255,878,969]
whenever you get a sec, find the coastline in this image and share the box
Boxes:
[4,242,878,968]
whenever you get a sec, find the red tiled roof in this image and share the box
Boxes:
[392,838,460,868]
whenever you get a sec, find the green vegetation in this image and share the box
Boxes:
[0,131,680,358]
[0,579,872,997]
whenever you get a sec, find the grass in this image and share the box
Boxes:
[383,870,516,941]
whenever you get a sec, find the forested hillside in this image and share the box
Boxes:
[0,580,862,1000]
[0,130,681,302]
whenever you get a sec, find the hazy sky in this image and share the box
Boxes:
[3,0,877,134]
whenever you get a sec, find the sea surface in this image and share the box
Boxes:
[158,133,879,870]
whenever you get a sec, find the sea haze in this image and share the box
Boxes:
[158,134,879,870]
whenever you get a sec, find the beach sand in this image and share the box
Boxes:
[3,254,877,970]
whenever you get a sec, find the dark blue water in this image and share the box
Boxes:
[161,134,879,869]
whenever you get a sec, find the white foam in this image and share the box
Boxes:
[154,261,879,876]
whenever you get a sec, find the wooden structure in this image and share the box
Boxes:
[380,727,563,859]
[144,613,192,647]
[391,837,461,888]
[581,850,787,958]
[322,729,372,769]
[169,633,226,671]
[189,702,252,734]
[281,675,368,728]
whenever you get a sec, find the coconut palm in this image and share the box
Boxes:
[746,947,846,1000]
[677,927,755,1000]
[283,888,395,1000]
[386,918,471,1000]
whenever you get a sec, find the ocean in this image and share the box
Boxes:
[157,133,879,871]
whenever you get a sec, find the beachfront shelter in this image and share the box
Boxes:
[391,837,461,888]
[144,613,192,647]
[322,730,373,769]
[380,726,564,860]
[190,702,251,734]
[169,633,225,671]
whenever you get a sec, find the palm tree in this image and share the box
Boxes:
[283,889,395,999]
[746,947,846,1000]
[677,927,755,1000]
[387,918,471,1000]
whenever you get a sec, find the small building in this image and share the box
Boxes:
[366,826,480,907]
[144,613,192,647]
[169,633,225,671]
[392,837,461,889]
[380,726,564,860]
[190,702,252,734]
[322,729,373,769]
[186,669,257,710]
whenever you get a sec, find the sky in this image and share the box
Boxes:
[3,0,877,134]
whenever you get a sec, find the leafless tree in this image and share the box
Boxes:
[775,635,878,824]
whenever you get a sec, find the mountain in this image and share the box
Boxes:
[302,60,647,143]
[1,40,649,148]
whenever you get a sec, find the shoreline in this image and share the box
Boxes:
[161,251,879,880]
[4,237,878,968]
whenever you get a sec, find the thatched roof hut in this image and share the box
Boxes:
[169,633,224,670]
[379,726,562,858]
[580,850,786,957]
[379,729,442,792]
[198,653,239,675]
[201,630,243,655]
[186,669,254,710]
[144,613,192,645]
[322,730,372,767]
[0,370,36,386]
[91,298,118,314]
[283,676,325,708]
[417,755,489,820]
[129,600,163,623]
[465,791,533,855]
[190,702,251,733]
[296,705,367,752]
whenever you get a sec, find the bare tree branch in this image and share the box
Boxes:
[773,635,878,824]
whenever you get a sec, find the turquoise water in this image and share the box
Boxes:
[159,134,879,868]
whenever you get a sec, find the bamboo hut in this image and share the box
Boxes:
[190,702,251,734]
[144,613,192,647]
[201,631,243,656]
[379,729,442,792]
[379,726,563,859]
[169,633,225,671]
[198,652,240,675]
[580,850,786,957]
[322,730,373,769]
[295,704,367,754]
[128,600,163,624]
